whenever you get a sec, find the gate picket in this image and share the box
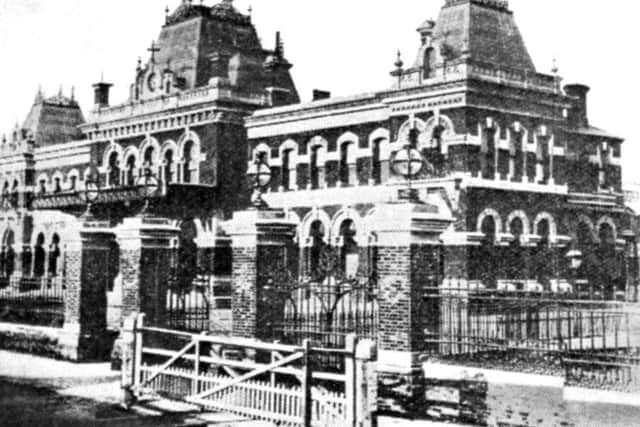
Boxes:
[128,316,363,427]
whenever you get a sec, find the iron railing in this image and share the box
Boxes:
[266,275,379,356]
[564,353,640,393]
[0,276,65,328]
[421,285,639,359]
[164,275,213,332]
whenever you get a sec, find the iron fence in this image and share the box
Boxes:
[0,276,65,328]
[422,285,639,359]
[564,353,640,393]
[264,274,378,373]
[165,275,211,332]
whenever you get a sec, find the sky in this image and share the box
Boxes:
[0,0,638,182]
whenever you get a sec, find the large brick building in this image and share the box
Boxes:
[0,0,298,339]
[247,0,637,299]
[0,0,637,370]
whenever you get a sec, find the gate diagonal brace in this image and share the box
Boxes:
[209,346,241,378]
[136,341,196,391]
[186,351,304,402]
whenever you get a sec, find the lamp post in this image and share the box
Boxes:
[136,167,160,217]
[80,178,100,220]
[247,157,272,210]
[565,248,583,297]
[392,126,424,202]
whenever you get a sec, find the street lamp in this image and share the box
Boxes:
[392,127,424,202]
[565,248,583,296]
[247,157,272,209]
[136,167,160,216]
[80,178,100,219]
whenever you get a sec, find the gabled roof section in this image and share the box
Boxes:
[435,0,535,72]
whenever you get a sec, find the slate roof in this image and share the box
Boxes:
[21,93,84,147]
[433,0,535,72]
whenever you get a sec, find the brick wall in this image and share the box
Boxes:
[231,246,257,338]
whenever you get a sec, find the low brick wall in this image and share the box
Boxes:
[0,322,74,360]
[0,322,116,361]
[380,362,640,426]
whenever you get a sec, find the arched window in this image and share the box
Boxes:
[34,233,46,278]
[371,139,383,185]
[310,146,321,190]
[48,234,61,277]
[1,229,15,278]
[423,47,435,78]
[108,152,120,187]
[510,129,525,181]
[506,218,525,281]
[339,219,359,277]
[164,150,175,184]
[308,220,326,278]
[38,179,47,195]
[143,146,155,168]
[481,126,497,180]
[597,222,619,299]
[536,133,551,184]
[54,177,62,194]
[339,142,352,186]
[69,175,77,191]
[478,216,497,288]
[183,140,195,184]
[534,219,554,289]
[125,155,136,186]
[281,149,293,190]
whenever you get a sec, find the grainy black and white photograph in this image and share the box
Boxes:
[0,0,639,425]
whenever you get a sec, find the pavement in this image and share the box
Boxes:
[0,350,469,426]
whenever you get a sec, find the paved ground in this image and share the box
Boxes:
[0,350,467,426]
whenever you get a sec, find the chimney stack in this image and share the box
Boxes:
[93,80,113,109]
[564,84,590,127]
[312,89,331,101]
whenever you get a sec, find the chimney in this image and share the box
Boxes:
[564,84,590,127]
[93,81,113,109]
[312,89,331,101]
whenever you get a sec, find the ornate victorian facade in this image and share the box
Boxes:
[0,0,298,333]
[246,0,637,298]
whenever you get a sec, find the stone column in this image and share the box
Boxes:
[370,201,453,417]
[116,216,179,326]
[227,208,297,340]
[61,219,116,361]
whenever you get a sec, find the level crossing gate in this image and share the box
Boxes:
[121,314,376,427]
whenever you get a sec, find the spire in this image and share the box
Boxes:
[34,85,44,104]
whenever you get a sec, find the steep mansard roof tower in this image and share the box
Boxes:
[129,0,299,106]
[402,0,537,86]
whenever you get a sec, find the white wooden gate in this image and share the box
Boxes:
[122,314,376,427]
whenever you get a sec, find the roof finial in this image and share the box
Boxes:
[394,50,404,70]
[71,86,75,101]
[148,41,160,64]
[274,31,283,58]
[551,57,559,75]
[137,56,142,71]
[58,85,63,98]
[165,5,170,23]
